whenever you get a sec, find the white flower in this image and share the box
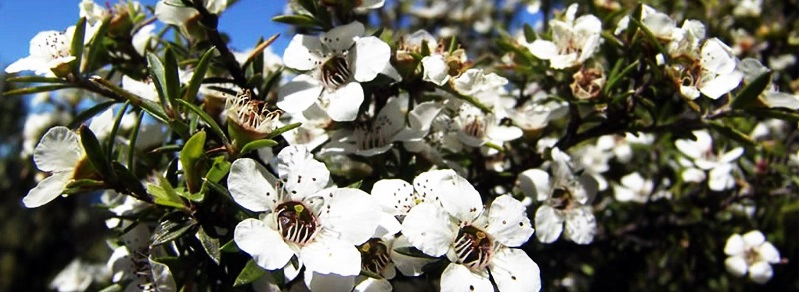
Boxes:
[5,30,77,76]
[49,259,109,292]
[132,24,157,56]
[23,126,91,208]
[122,75,160,102]
[675,130,743,191]
[451,103,522,148]
[733,0,762,17]
[678,38,743,100]
[282,104,332,150]
[738,58,799,110]
[225,90,282,140]
[519,149,598,244]
[107,223,177,292]
[155,0,227,26]
[230,146,382,288]
[278,21,395,122]
[724,230,781,284]
[400,170,540,291]
[613,172,655,203]
[525,4,602,69]
[615,5,674,38]
[324,94,443,156]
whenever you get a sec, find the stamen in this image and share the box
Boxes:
[321,55,352,89]
[275,202,319,246]
[454,226,493,270]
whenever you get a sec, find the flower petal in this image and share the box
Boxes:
[353,36,391,82]
[277,74,323,114]
[326,82,364,122]
[526,40,557,61]
[401,203,457,257]
[319,188,381,245]
[234,218,295,270]
[301,235,361,276]
[742,230,766,248]
[440,263,493,292]
[416,169,482,223]
[517,169,551,202]
[757,242,781,264]
[749,261,773,284]
[700,71,743,100]
[534,205,564,243]
[22,172,71,208]
[486,195,534,247]
[322,21,364,53]
[724,256,748,277]
[277,145,330,198]
[371,179,416,215]
[353,276,391,292]
[33,126,83,173]
[391,235,436,277]
[228,158,279,212]
[284,34,324,71]
[564,206,596,245]
[421,55,450,86]
[304,270,356,292]
[490,247,541,292]
[724,234,745,256]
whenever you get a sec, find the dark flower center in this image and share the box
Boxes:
[454,225,493,270]
[275,202,319,246]
[358,238,392,277]
[320,55,351,90]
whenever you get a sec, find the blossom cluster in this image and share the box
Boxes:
[3,0,796,291]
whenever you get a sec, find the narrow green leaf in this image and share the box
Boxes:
[731,71,772,109]
[84,16,111,72]
[238,139,278,156]
[88,77,170,123]
[163,48,181,113]
[440,86,492,113]
[3,84,73,96]
[148,175,185,208]
[106,102,131,161]
[147,52,170,113]
[298,0,317,14]
[70,17,87,75]
[78,125,112,180]
[127,111,145,170]
[346,180,362,189]
[201,178,232,201]
[393,246,441,259]
[183,47,217,103]
[219,239,240,253]
[196,228,221,265]
[5,76,68,83]
[708,121,756,147]
[447,35,458,55]
[234,259,268,287]
[629,17,669,63]
[152,215,197,246]
[69,100,118,128]
[272,14,318,28]
[111,162,148,200]
[523,23,536,43]
[266,122,302,139]
[180,131,207,194]
[604,60,639,95]
[176,99,230,145]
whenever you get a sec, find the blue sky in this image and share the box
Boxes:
[0,0,292,67]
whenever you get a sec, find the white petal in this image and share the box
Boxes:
[320,188,381,245]
[682,167,707,183]
[149,259,177,292]
[353,36,391,82]
[526,40,557,60]
[33,126,83,172]
[327,82,364,122]
[421,55,450,86]
[742,230,766,247]
[4,56,47,74]
[486,195,534,247]
[757,242,781,264]
[490,247,541,292]
[304,270,356,292]
[404,101,444,139]
[371,179,416,215]
[234,218,295,270]
[284,34,324,71]
[440,263,493,292]
[763,92,799,110]
[277,145,330,198]
[23,172,71,208]
[724,234,745,256]
[401,203,457,257]
[564,207,596,245]
[391,235,436,277]
[301,235,361,276]
[534,205,564,243]
[749,262,773,284]
[700,71,743,100]
[517,169,551,202]
[724,256,748,277]
[701,38,737,74]
[322,21,364,53]
[353,276,391,292]
[487,125,523,143]
[228,158,279,212]
[154,1,197,26]
[277,74,323,114]
[414,169,482,223]
[720,147,744,163]
[708,164,735,191]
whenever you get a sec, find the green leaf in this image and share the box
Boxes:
[298,0,317,14]
[201,178,232,201]
[196,227,221,265]
[604,60,639,95]
[180,131,207,194]
[106,102,131,161]
[708,121,756,147]
[197,156,231,202]
[111,162,148,199]
[628,17,669,63]
[346,180,362,189]
[523,23,536,43]
[63,179,106,194]
[393,246,441,259]
[731,71,772,109]
[176,99,230,145]
[5,76,68,83]
[69,100,118,128]
[147,52,171,113]
[238,139,278,156]
[183,47,217,103]
[272,14,319,28]
[70,17,87,75]
[84,16,111,72]
[3,84,74,96]
[219,239,240,253]
[98,284,123,292]
[78,125,112,180]
[266,122,302,139]
[234,259,268,287]
[88,76,170,123]
[152,214,197,246]
[148,175,186,208]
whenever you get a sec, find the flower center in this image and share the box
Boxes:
[358,238,392,277]
[549,187,575,210]
[320,55,352,90]
[37,32,71,60]
[275,202,319,246]
[454,225,493,270]
[354,124,390,151]
[744,248,761,266]
[227,90,282,133]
